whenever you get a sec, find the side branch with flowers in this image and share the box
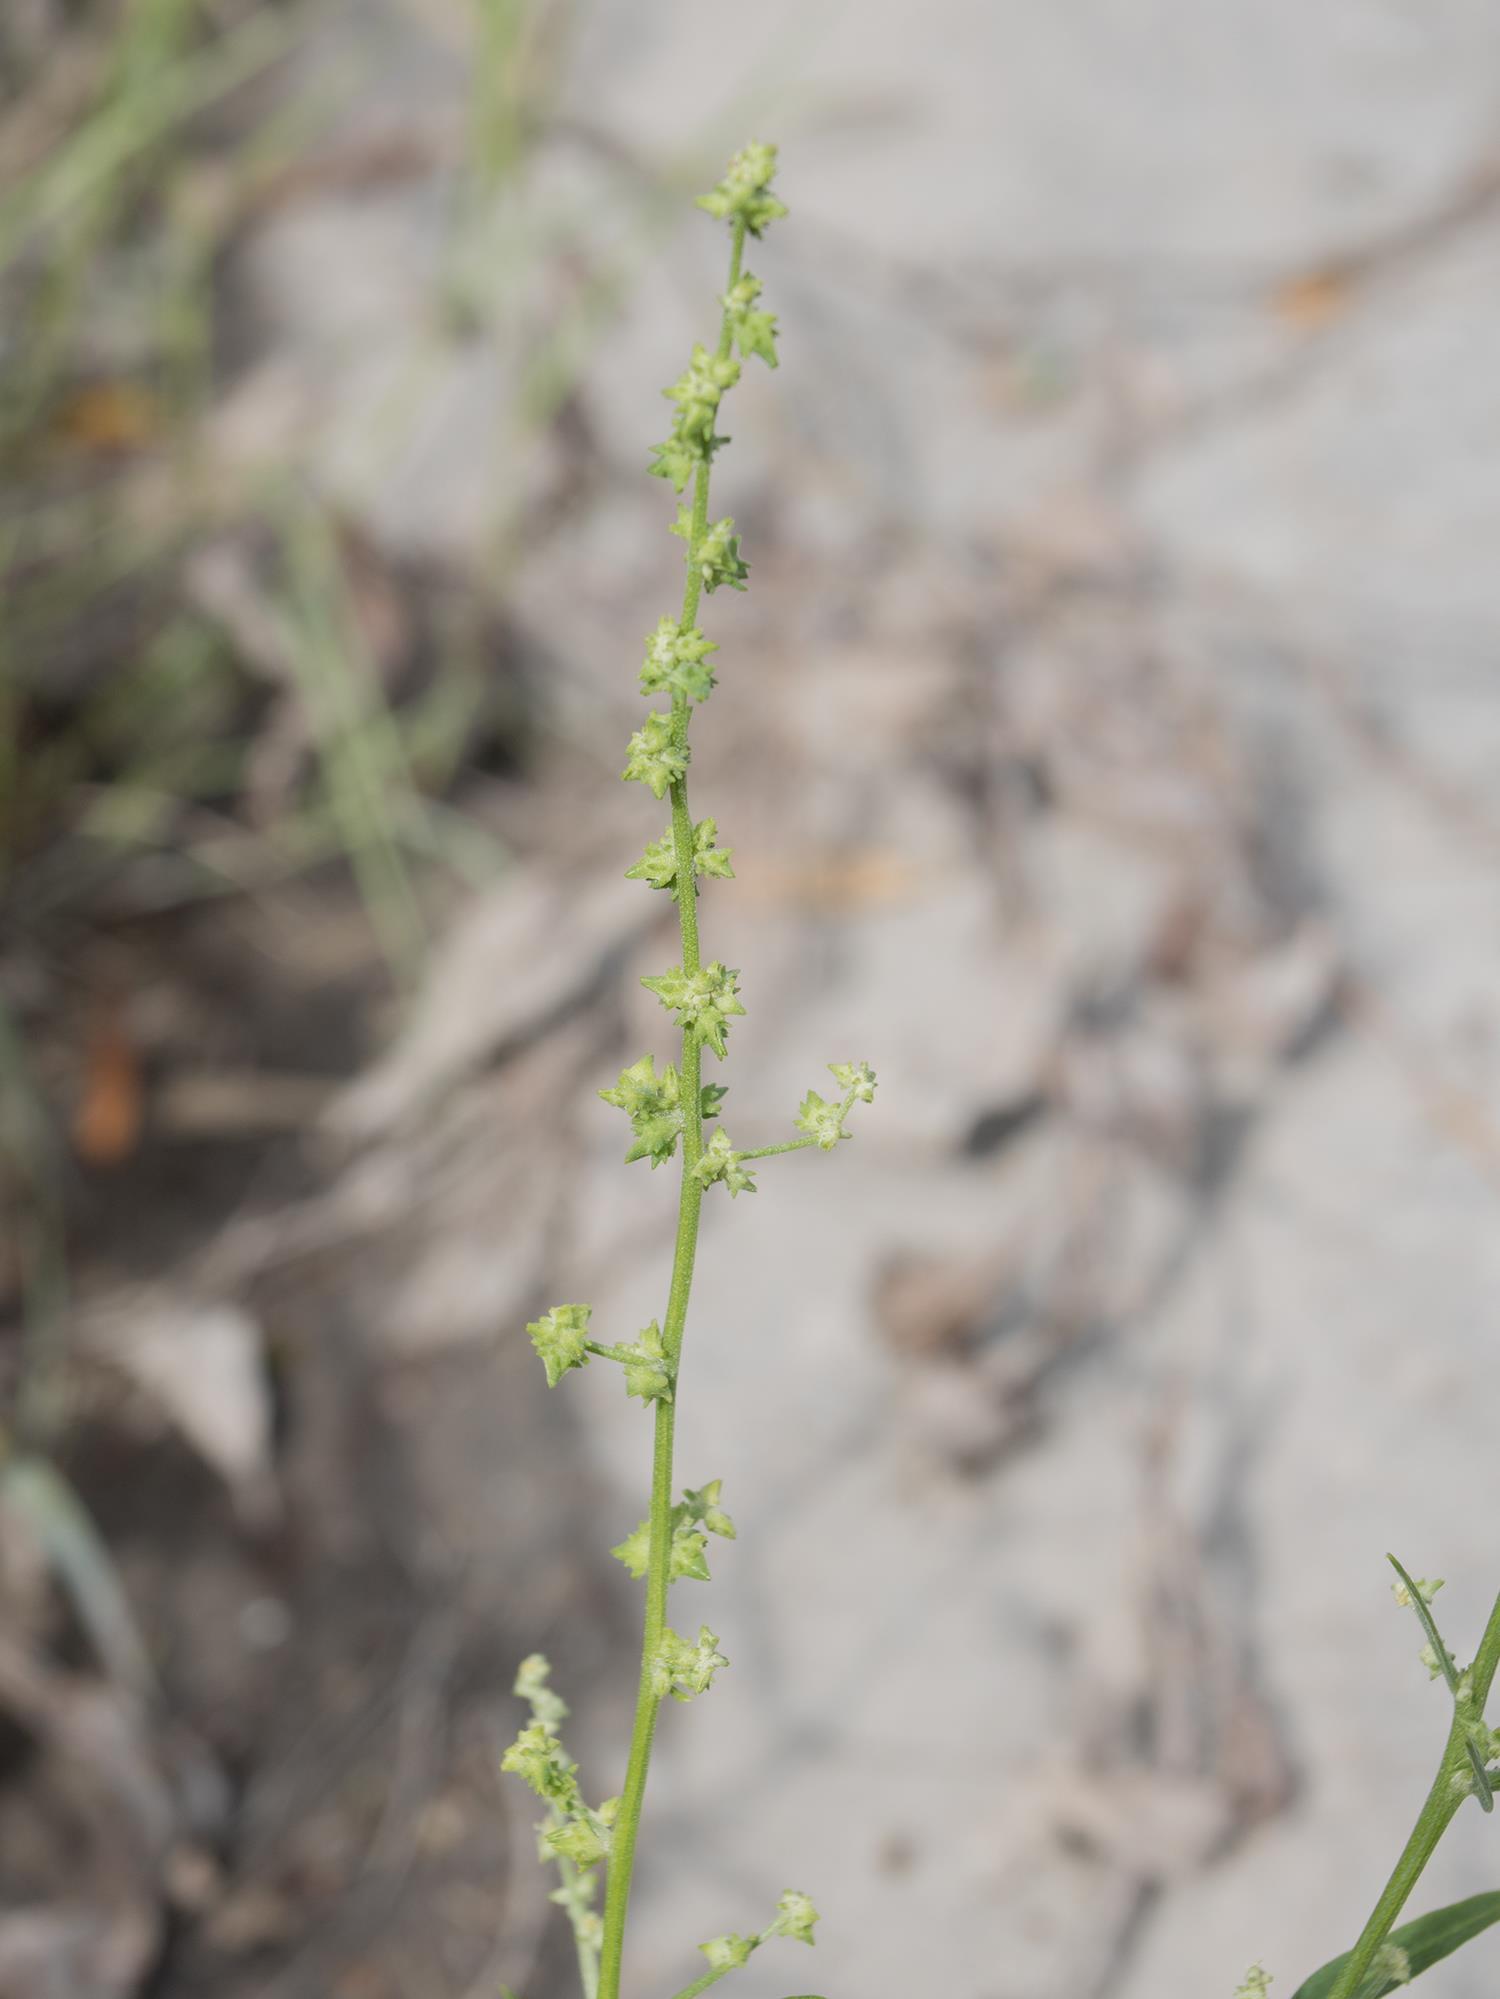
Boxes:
[501,144,869,1999]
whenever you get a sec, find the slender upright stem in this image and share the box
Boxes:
[1324,1588,1500,1999]
[596,216,748,1999]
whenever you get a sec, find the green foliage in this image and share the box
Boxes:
[1263,1566,1500,1999]
[504,141,872,1999]
[1291,1892,1500,1998]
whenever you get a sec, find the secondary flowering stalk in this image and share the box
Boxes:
[503,143,872,1999]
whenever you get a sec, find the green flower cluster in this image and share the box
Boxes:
[693,1126,757,1197]
[694,1890,819,1981]
[599,1053,726,1166]
[639,617,719,701]
[622,710,689,798]
[525,1302,673,1404]
[722,272,778,368]
[620,1320,671,1404]
[527,1302,592,1388]
[697,141,788,238]
[626,818,733,900]
[671,507,750,594]
[642,961,746,1060]
[650,1623,729,1702]
[611,1478,737,1583]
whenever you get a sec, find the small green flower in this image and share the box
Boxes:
[622,710,689,798]
[670,507,750,593]
[724,272,779,368]
[680,1478,736,1540]
[693,1125,758,1196]
[514,1653,568,1732]
[700,1082,728,1119]
[769,1889,819,1945]
[626,818,734,900]
[699,1934,756,1971]
[829,1059,877,1104]
[599,1052,678,1122]
[641,961,746,1059]
[600,1054,685,1168]
[648,432,698,492]
[610,1516,712,1583]
[502,1720,578,1804]
[621,1320,673,1404]
[527,1303,592,1388]
[697,515,750,593]
[1233,1970,1272,1999]
[795,1089,848,1151]
[543,1817,609,1868]
[1392,1575,1444,1609]
[639,617,720,702]
[698,141,788,238]
[665,344,741,451]
[651,1623,728,1701]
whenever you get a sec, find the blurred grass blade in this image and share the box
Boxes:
[1292,1892,1500,1999]
[0,3,302,271]
[0,1456,157,1701]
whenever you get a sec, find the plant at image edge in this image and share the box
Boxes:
[1239,1561,1500,1999]
[500,144,862,1999]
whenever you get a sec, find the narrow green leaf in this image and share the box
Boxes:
[1292,1891,1500,1998]
[1388,1554,1460,1695]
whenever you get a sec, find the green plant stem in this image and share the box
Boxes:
[596,215,747,1999]
[664,1961,749,1999]
[734,1139,816,1161]
[560,1852,602,1999]
[586,1340,644,1365]
[737,1087,860,1161]
[1325,1588,1500,1999]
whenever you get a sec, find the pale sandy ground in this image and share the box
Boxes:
[240,5,1500,1995]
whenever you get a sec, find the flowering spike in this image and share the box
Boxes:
[507,150,872,1991]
